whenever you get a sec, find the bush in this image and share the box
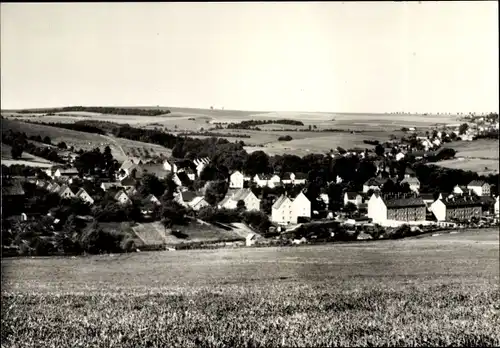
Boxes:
[278,135,293,141]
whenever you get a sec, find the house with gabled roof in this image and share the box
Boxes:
[114,190,132,205]
[453,185,470,195]
[344,192,365,207]
[174,191,209,211]
[177,167,196,181]
[254,174,281,188]
[120,177,137,190]
[229,171,244,189]
[430,194,482,221]
[363,177,390,193]
[45,167,79,179]
[101,181,121,191]
[281,172,307,185]
[494,196,499,217]
[57,185,76,199]
[142,194,161,206]
[49,182,61,193]
[467,180,491,196]
[367,192,426,225]
[218,188,260,211]
[75,188,94,205]
[271,191,311,225]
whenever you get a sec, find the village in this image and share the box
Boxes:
[3,112,499,254]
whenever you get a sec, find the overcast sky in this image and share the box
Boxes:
[1,2,498,113]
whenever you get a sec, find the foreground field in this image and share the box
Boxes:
[2,229,499,347]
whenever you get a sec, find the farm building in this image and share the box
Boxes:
[367,193,426,225]
[430,195,482,222]
[229,171,244,189]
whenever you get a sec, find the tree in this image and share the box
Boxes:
[11,143,23,159]
[244,151,270,177]
[57,142,67,149]
[459,123,469,135]
[204,180,228,206]
[236,200,246,211]
[139,174,166,197]
[43,136,52,145]
[375,144,385,157]
[344,202,357,216]
[381,179,397,193]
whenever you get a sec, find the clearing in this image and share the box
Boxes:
[2,228,499,347]
[1,143,55,168]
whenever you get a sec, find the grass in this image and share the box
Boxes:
[433,158,499,175]
[448,139,500,160]
[1,143,55,168]
[1,118,171,162]
[2,228,499,347]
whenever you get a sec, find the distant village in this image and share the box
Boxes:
[2,112,499,254]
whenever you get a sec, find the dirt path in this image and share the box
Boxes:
[100,134,127,159]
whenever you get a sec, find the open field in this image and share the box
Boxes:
[448,139,499,160]
[1,119,171,162]
[432,158,499,175]
[2,228,499,347]
[3,108,460,157]
[1,143,55,168]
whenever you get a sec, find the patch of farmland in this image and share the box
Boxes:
[1,119,171,162]
[447,139,499,159]
[1,143,56,168]
[432,158,499,175]
[2,229,498,347]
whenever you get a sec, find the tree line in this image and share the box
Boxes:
[17,106,170,116]
[226,119,304,129]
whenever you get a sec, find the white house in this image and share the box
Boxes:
[453,185,470,195]
[101,182,121,191]
[218,188,260,211]
[163,159,179,173]
[494,196,499,217]
[253,174,281,188]
[114,191,132,205]
[75,188,94,205]
[245,233,257,247]
[319,193,329,206]
[401,177,420,193]
[395,152,406,161]
[271,192,311,225]
[175,191,210,211]
[193,157,210,177]
[281,172,307,185]
[363,177,389,193]
[229,171,244,189]
[343,192,364,207]
[467,180,491,196]
[178,167,196,181]
[189,196,210,211]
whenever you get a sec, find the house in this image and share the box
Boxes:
[141,163,169,180]
[101,182,121,191]
[178,167,196,181]
[75,188,94,205]
[245,233,257,247]
[218,188,261,211]
[193,157,210,177]
[367,193,426,224]
[57,185,76,199]
[174,191,209,211]
[143,194,161,206]
[48,182,61,193]
[163,159,179,173]
[495,196,499,217]
[254,174,281,188]
[430,195,482,222]
[343,192,364,207]
[125,186,138,197]
[114,190,132,205]
[271,192,311,225]
[395,152,406,161]
[401,177,420,193]
[175,171,192,187]
[363,177,389,193]
[120,177,137,190]
[45,167,79,179]
[467,180,491,196]
[281,172,307,185]
[229,171,244,189]
[118,159,142,180]
[404,167,416,178]
[453,185,470,195]
[319,193,329,206]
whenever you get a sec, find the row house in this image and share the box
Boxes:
[254,174,281,188]
[430,195,482,222]
[367,193,426,224]
[467,180,491,197]
[271,192,311,226]
[281,172,307,186]
[218,188,260,211]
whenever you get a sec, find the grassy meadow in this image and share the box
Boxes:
[1,143,55,168]
[2,228,499,347]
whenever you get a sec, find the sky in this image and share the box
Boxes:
[1,2,498,113]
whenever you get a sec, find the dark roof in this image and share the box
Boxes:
[479,196,496,205]
[380,193,425,208]
[176,171,192,185]
[282,172,293,180]
[420,193,435,200]
[120,177,137,186]
[442,195,482,207]
[256,174,273,180]
[468,180,488,187]
[180,191,198,202]
[294,172,308,180]
[364,177,389,186]
[345,191,361,200]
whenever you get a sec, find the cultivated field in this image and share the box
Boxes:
[1,143,55,168]
[3,108,460,157]
[2,228,499,347]
[433,158,499,176]
[1,119,171,162]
